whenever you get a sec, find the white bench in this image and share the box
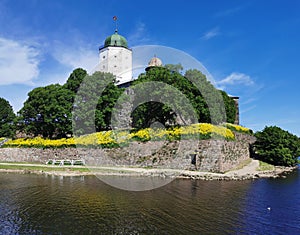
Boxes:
[46,159,85,166]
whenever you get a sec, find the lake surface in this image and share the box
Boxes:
[0,167,299,234]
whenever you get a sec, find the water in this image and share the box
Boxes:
[0,168,299,234]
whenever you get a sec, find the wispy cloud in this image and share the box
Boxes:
[241,98,257,105]
[201,27,220,40]
[36,71,71,87]
[217,72,254,88]
[52,43,99,73]
[240,105,257,114]
[0,37,40,85]
[128,22,152,45]
[246,117,300,135]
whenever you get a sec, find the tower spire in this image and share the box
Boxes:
[113,16,118,33]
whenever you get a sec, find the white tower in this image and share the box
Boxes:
[98,28,132,85]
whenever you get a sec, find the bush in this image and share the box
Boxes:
[3,123,236,148]
[253,126,300,166]
[224,123,253,135]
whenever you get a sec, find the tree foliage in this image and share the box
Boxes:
[253,126,300,166]
[0,97,16,138]
[72,71,123,135]
[220,90,237,124]
[131,66,236,129]
[16,69,123,138]
[15,65,237,137]
[18,84,73,138]
[164,63,183,73]
[63,68,87,94]
[95,82,124,131]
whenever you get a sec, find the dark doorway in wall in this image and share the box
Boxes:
[191,154,197,169]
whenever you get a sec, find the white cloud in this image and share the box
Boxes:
[217,72,254,87]
[201,27,220,40]
[128,22,152,45]
[241,98,257,105]
[0,37,40,85]
[52,44,99,73]
[240,105,256,114]
[36,71,71,87]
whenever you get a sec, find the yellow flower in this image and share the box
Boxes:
[225,123,251,134]
[130,128,151,141]
[3,122,248,148]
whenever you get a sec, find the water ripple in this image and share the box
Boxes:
[0,169,299,234]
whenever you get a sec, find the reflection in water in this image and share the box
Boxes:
[0,168,299,234]
[98,175,175,192]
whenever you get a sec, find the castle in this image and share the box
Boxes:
[96,19,164,86]
[97,28,133,85]
[96,20,239,124]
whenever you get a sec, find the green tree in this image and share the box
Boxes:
[131,102,175,129]
[0,98,16,138]
[131,66,235,129]
[164,63,183,73]
[220,90,237,124]
[63,68,87,94]
[96,82,124,131]
[72,71,123,135]
[18,84,73,138]
[253,126,300,166]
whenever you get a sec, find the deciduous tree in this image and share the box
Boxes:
[253,126,300,166]
[72,71,123,135]
[63,68,87,94]
[0,97,16,138]
[18,84,73,138]
[131,66,236,129]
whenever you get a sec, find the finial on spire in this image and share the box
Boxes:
[113,16,118,33]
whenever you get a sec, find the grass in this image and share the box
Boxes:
[0,161,40,164]
[0,163,90,173]
[257,161,275,171]
[0,162,141,174]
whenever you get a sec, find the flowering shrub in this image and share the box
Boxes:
[3,123,240,148]
[75,131,117,148]
[111,131,131,145]
[4,137,76,148]
[130,128,151,142]
[224,123,252,135]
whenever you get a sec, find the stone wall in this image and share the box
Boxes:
[0,132,255,173]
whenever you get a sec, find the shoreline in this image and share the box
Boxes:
[0,160,297,180]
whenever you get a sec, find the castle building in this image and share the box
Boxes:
[97,19,239,125]
[98,29,132,85]
[231,96,240,125]
[146,55,163,71]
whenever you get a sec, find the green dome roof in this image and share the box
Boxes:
[104,30,128,48]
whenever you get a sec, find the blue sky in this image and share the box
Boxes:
[0,0,300,135]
